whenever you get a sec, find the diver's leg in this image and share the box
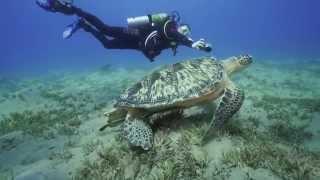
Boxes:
[72,7,140,40]
[81,21,140,50]
[36,0,107,27]
[36,0,140,39]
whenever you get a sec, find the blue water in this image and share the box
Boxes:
[1,1,320,179]
[1,0,320,75]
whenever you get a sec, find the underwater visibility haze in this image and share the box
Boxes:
[0,0,320,179]
[1,0,320,74]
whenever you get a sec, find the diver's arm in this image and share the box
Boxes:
[142,50,160,62]
[170,30,212,52]
[169,30,194,47]
[144,53,155,62]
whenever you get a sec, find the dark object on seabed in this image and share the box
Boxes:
[99,64,113,73]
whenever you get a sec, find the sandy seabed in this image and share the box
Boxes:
[0,57,319,180]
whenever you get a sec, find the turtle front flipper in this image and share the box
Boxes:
[122,114,153,150]
[203,83,244,141]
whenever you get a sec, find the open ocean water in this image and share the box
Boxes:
[0,0,320,179]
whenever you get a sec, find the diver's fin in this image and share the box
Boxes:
[62,18,82,39]
[36,0,57,12]
[36,0,74,14]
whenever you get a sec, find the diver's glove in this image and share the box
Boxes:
[192,39,212,52]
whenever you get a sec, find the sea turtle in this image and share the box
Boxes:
[100,55,253,150]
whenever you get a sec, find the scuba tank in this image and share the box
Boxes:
[128,12,182,56]
[127,13,170,29]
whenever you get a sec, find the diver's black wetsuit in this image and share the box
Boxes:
[71,7,194,61]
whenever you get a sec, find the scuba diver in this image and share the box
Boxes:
[36,0,212,62]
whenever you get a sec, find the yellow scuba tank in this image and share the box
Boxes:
[127,13,170,29]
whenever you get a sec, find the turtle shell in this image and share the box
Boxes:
[116,57,225,108]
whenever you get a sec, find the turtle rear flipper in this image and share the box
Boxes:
[122,117,153,150]
[203,82,244,140]
[99,109,127,131]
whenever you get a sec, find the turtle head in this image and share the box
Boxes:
[222,55,253,76]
